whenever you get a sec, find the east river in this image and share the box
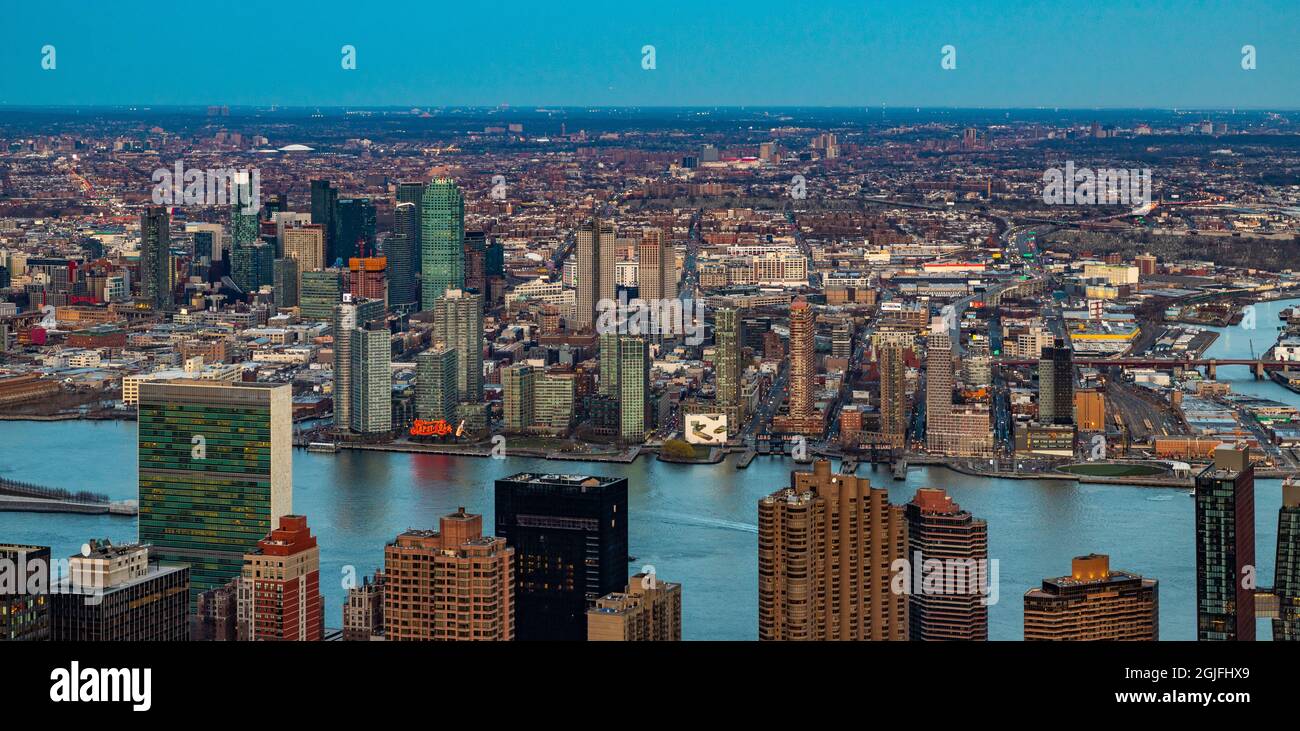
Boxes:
[1,298,1296,640]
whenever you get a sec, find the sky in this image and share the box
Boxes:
[2,0,1298,109]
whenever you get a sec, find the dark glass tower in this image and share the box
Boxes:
[336,198,376,263]
[1194,444,1255,641]
[310,179,339,263]
[387,202,419,314]
[1275,479,1300,640]
[396,181,426,276]
[0,544,50,641]
[140,206,171,310]
[1037,338,1074,426]
[494,473,629,640]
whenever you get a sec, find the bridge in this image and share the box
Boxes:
[993,357,1291,380]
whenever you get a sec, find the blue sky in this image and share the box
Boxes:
[2,0,1298,108]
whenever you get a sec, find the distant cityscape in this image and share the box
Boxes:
[2,105,1300,642]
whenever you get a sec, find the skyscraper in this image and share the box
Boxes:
[1038,338,1074,425]
[336,197,377,262]
[415,346,459,423]
[384,508,515,641]
[0,544,50,641]
[1274,479,1300,640]
[618,335,650,444]
[502,363,536,432]
[638,227,676,302]
[238,515,322,642]
[878,340,908,446]
[905,488,989,641]
[396,181,425,276]
[1024,554,1158,641]
[138,380,293,603]
[758,460,908,640]
[300,268,344,321]
[232,240,274,293]
[432,288,483,402]
[599,330,621,397]
[310,179,338,263]
[273,257,298,309]
[494,473,629,641]
[587,573,683,641]
[774,297,823,436]
[463,230,487,296]
[420,179,465,308]
[350,321,392,435]
[387,202,419,314]
[574,216,616,331]
[1195,444,1256,641]
[282,223,325,286]
[714,307,742,410]
[140,206,171,310]
[50,540,190,641]
[925,322,993,456]
[333,296,385,432]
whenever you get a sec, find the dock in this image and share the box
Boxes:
[735,449,756,469]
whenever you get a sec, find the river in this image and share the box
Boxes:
[1,298,1295,640]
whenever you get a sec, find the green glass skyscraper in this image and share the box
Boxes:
[137,380,292,605]
[420,179,465,309]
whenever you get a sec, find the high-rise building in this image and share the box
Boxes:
[387,202,419,314]
[758,460,908,640]
[348,256,388,307]
[239,515,322,641]
[1274,479,1300,640]
[574,216,616,331]
[336,197,376,262]
[191,580,239,641]
[300,268,344,321]
[50,540,190,641]
[310,179,339,263]
[1023,554,1158,640]
[502,363,536,432]
[587,572,682,641]
[138,380,293,603]
[396,181,425,276]
[432,288,483,402]
[1074,388,1105,432]
[282,223,325,286]
[463,230,487,296]
[638,227,676,302]
[333,296,386,433]
[618,335,650,443]
[1195,444,1256,641]
[714,308,742,409]
[494,473,629,641]
[140,206,171,310]
[383,508,514,641]
[905,488,989,641]
[420,179,465,308]
[878,340,907,446]
[599,330,621,397]
[774,297,823,436]
[1038,338,1074,425]
[350,322,392,436]
[273,257,298,309]
[415,346,459,422]
[0,544,50,640]
[231,240,274,293]
[925,323,993,456]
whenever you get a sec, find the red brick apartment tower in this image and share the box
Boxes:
[384,508,515,641]
[241,515,323,641]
